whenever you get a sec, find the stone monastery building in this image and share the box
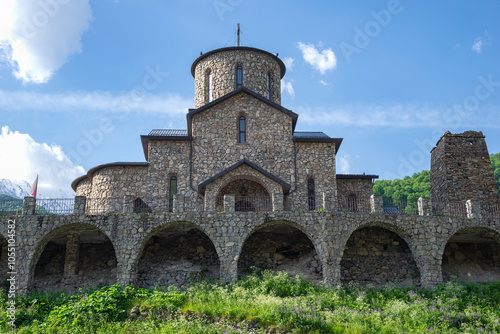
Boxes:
[2,43,499,294]
[72,46,377,213]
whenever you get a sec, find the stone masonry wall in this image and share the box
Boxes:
[3,205,500,295]
[194,49,282,108]
[293,142,336,210]
[337,179,374,199]
[431,131,499,210]
[191,93,294,187]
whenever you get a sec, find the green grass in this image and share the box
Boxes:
[1,271,500,333]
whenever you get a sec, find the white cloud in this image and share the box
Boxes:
[320,80,328,86]
[338,155,350,174]
[0,0,92,83]
[282,57,295,71]
[0,126,85,197]
[472,37,483,54]
[297,42,337,75]
[296,103,500,129]
[281,80,295,98]
[0,89,192,116]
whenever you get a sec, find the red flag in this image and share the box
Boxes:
[30,175,38,197]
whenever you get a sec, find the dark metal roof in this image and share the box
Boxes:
[191,46,286,79]
[141,131,192,160]
[198,158,291,194]
[336,174,379,180]
[187,87,298,134]
[148,129,188,136]
[71,162,149,191]
[293,132,330,139]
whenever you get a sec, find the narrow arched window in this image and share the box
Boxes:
[236,66,243,88]
[238,116,246,143]
[267,72,271,99]
[307,178,315,210]
[208,70,213,102]
[168,176,177,212]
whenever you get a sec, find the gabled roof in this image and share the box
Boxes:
[140,129,192,160]
[71,162,149,191]
[186,87,299,135]
[198,158,291,195]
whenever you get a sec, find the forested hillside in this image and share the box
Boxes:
[374,153,500,199]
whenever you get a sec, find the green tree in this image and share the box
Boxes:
[491,153,500,197]
[373,170,430,200]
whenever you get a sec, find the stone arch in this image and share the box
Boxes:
[135,221,221,289]
[29,223,117,292]
[237,219,323,282]
[440,226,500,282]
[0,233,8,288]
[338,221,422,287]
[214,173,277,200]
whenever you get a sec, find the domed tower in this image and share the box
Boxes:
[191,46,286,108]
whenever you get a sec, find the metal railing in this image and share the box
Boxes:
[383,198,419,215]
[35,198,75,215]
[481,203,500,219]
[337,196,371,213]
[235,196,272,212]
[0,199,23,214]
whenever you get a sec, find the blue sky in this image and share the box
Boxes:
[1,0,500,196]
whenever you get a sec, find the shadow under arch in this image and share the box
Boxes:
[29,223,117,293]
[136,221,221,289]
[440,226,500,283]
[339,221,422,287]
[0,233,8,289]
[237,219,323,282]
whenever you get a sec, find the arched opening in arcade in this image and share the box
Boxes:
[340,226,420,287]
[0,234,8,290]
[217,179,271,211]
[33,225,117,292]
[238,222,322,282]
[441,227,500,282]
[137,223,220,289]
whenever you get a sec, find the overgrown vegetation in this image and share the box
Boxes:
[1,271,500,333]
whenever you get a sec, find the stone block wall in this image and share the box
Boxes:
[193,48,283,108]
[431,131,499,210]
[337,179,374,199]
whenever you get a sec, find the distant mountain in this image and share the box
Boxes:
[0,179,31,199]
[0,178,73,199]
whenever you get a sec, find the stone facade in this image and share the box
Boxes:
[431,131,499,212]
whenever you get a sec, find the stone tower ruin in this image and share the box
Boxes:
[430,130,499,211]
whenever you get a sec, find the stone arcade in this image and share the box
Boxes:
[1,45,499,294]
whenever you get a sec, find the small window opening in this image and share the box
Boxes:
[307,178,315,210]
[239,116,246,143]
[236,66,243,88]
[169,176,177,212]
[208,71,213,102]
[267,72,271,99]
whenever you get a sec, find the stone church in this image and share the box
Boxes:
[72,45,378,213]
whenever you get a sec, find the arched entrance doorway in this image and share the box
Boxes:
[217,179,271,212]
